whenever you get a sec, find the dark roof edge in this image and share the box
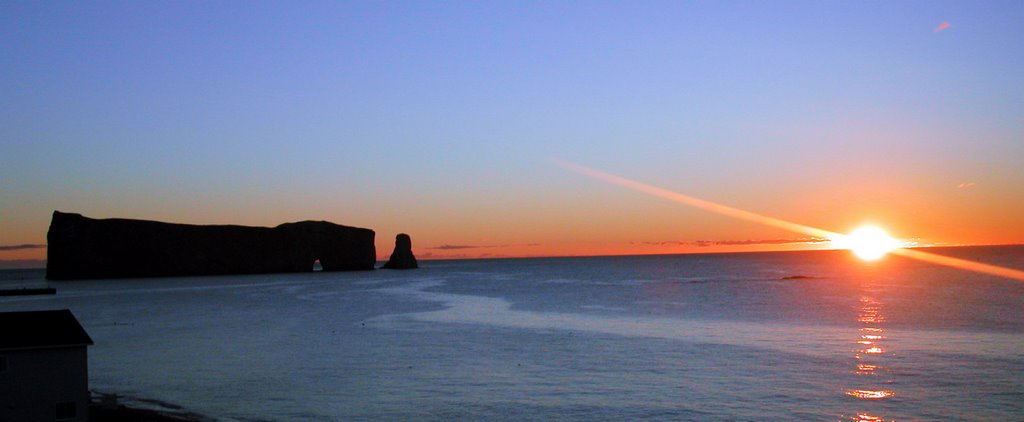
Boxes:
[0,342,93,352]
[0,309,94,349]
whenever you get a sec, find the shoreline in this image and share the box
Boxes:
[90,392,207,422]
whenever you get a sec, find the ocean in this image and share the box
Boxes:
[2,246,1023,421]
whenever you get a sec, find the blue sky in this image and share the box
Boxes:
[2,1,1022,262]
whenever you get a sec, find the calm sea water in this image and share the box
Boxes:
[2,246,1023,421]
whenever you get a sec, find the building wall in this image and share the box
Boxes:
[0,346,89,422]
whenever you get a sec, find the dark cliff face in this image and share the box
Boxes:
[46,211,376,280]
[382,233,418,269]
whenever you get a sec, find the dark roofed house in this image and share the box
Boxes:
[0,309,93,422]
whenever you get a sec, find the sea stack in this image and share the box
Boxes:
[382,233,418,269]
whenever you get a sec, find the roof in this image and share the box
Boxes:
[0,309,94,350]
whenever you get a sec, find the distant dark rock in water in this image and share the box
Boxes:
[46,211,376,280]
[382,233,418,269]
[781,275,814,280]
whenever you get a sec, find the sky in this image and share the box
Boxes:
[2,1,1023,266]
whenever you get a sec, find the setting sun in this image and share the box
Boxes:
[832,226,901,261]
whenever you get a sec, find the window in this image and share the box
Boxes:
[56,401,76,420]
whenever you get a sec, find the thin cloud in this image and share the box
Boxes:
[0,244,46,251]
[632,241,688,246]
[704,238,829,246]
[957,182,976,189]
[419,252,470,259]
[428,243,540,250]
[429,245,479,250]
[636,238,829,248]
[934,21,951,32]
[695,238,829,247]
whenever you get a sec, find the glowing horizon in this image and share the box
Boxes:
[554,159,1024,282]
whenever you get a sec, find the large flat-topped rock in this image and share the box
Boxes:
[46,211,376,280]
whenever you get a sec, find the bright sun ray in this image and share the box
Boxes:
[830,226,900,261]
[554,158,1024,282]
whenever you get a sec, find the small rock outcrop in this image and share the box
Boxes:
[46,211,376,280]
[382,233,418,269]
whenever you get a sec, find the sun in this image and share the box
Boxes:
[832,226,901,261]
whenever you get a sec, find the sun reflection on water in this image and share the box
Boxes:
[855,364,878,375]
[845,389,895,400]
[856,304,885,324]
[850,412,887,421]
[862,346,885,355]
[842,286,896,420]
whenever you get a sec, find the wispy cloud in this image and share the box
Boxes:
[429,245,479,250]
[428,243,540,250]
[957,182,976,189]
[934,21,951,32]
[633,238,829,248]
[630,241,688,247]
[695,238,828,247]
[0,244,46,251]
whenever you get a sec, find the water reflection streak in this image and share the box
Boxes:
[843,286,896,420]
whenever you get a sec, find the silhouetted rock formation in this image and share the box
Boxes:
[46,211,376,280]
[382,233,418,269]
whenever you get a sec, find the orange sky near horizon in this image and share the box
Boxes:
[2,164,1021,265]
[3,3,1023,267]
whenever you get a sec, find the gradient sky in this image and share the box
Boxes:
[2,1,1022,265]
